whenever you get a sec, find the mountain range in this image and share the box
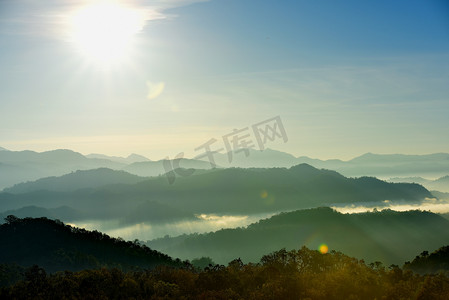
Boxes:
[0,164,433,228]
[1,147,448,191]
[389,175,449,193]
[197,149,449,179]
[86,153,150,164]
[0,148,212,190]
[3,168,147,194]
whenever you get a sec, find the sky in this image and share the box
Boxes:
[0,0,448,160]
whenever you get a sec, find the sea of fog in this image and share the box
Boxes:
[66,199,449,242]
[68,212,277,242]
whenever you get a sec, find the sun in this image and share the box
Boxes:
[69,1,146,63]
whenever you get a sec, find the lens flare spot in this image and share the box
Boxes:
[319,244,328,254]
[260,190,268,198]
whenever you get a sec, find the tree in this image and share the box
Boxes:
[191,257,215,270]
[4,215,19,225]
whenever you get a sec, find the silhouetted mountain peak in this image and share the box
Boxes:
[254,147,296,158]
[289,163,318,171]
[40,149,86,160]
[350,152,380,162]
[289,163,328,177]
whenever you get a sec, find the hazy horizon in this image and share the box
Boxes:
[2,144,449,162]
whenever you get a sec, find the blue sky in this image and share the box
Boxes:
[0,0,448,159]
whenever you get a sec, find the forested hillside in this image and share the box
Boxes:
[148,207,449,265]
[1,247,448,299]
[0,216,184,272]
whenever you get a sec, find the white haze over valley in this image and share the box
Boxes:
[68,212,277,242]
[332,199,449,214]
[67,199,449,242]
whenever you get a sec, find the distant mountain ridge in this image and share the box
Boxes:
[194,149,449,178]
[122,158,213,177]
[86,153,150,164]
[349,152,449,163]
[296,152,449,178]
[3,168,147,194]
[389,175,449,193]
[0,148,213,190]
[1,146,448,191]
[198,148,298,168]
[0,149,126,190]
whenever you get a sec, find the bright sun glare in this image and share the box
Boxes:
[70,1,146,62]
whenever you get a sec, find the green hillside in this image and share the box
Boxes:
[148,207,449,265]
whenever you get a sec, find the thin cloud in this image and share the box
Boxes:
[0,0,210,38]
